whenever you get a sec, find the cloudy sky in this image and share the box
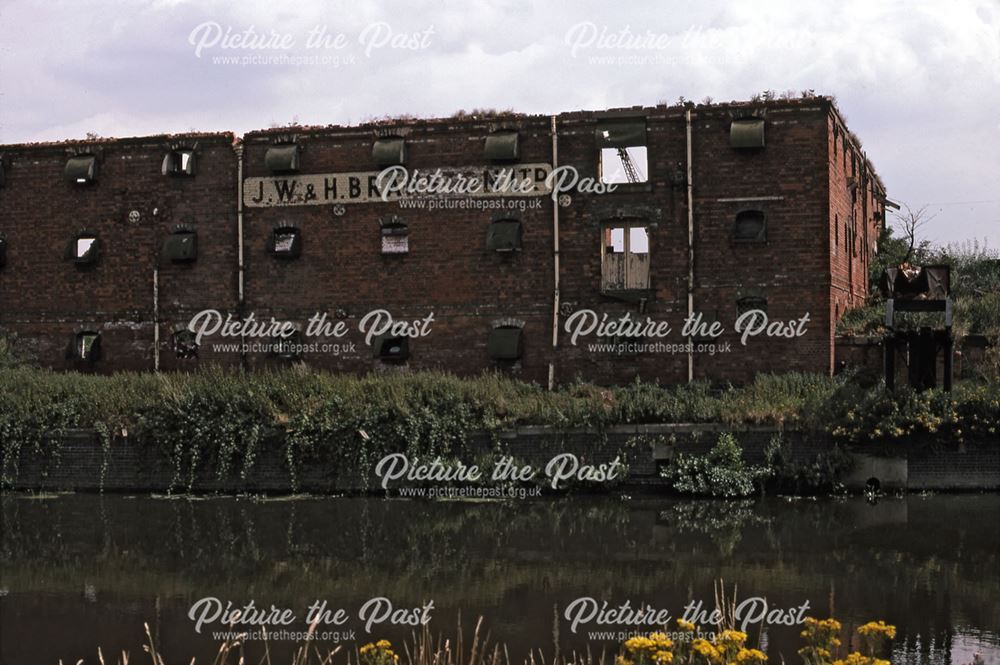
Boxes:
[1,0,998,244]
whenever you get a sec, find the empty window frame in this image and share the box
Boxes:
[734,210,766,243]
[163,229,198,263]
[265,144,300,173]
[68,233,100,264]
[372,334,409,363]
[173,329,198,359]
[372,137,406,167]
[65,155,97,185]
[380,218,409,254]
[484,131,519,162]
[487,327,523,361]
[162,149,197,176]
[270,226,302,258]
[72,331,101,361]
[596,119,648,184]
[273,329,303,360]
[601,222,650,291]
[486,218,522,252]
[730,118,765,149]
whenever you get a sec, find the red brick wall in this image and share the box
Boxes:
[0,98,884,385]
[0,133,239,372]
[828,114,886,329]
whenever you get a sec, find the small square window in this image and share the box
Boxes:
[486,219,522,252]
[487,327,523,361]
[173,329,198,359]
[730,119,765,149]
[265,144,300,173]
[372,137,406,167]
[599,147,648,184]
[71,331,101,361]
[273,329,303,360]
[734,210,766,243]
[737,296,768,329]
[602,222,650,292]
[162,149,197,176]
[381,223,409,254]
[373,334,409,363]
[270,226,302,259]
[68,233,100,265]
[65,155,97,185]
[484,132,519,162]
[163,230,198,263]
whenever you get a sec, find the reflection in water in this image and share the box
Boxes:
[0,494,998,665]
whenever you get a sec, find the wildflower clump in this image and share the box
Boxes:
[798,617,896,665]
[619,632,675,665]
[622,622,766,665]
[359,639,399,665]
[622,616,895,665]
[799,617,843,664]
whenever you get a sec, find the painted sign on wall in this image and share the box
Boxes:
[244,164,553,208]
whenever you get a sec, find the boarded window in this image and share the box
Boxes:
[601,222,650,291]
[265,144,300,173]
[372,137,406,167]
[68,233,100,264]
[162,149,197,176]
[380,219,409,254]
[484,131,519,161]
[487,327,523,361]
[486,219,522,252]
[73,331,101,361]
[730,119,765,149]
[734,210,766,243]
[373,335,409,363]
[173,329,198,359]
[163,230,198,263]
[596,120,648,184]
[65,155,97,185]
[270,226,302,258]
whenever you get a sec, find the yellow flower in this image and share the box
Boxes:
[833,653,887,665]
[719,630,748,646]
[692,638,721,663]
[736,648,767,664]
[677,619,697,632]
[858,620,896,640]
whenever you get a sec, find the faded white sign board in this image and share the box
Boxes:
[244,163,553,208]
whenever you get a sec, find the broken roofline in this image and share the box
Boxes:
[0,95,881,192]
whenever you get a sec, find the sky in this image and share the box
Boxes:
[1,0,998,245]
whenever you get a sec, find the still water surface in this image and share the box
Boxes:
[0,494,997,664]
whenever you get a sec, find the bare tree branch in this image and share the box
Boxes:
[891,203,934,265]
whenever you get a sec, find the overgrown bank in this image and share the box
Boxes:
[1,366,997,493]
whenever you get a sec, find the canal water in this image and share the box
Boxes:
[1,493,997,664]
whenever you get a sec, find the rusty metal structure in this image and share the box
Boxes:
[881,265,953,391]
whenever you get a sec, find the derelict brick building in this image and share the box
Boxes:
[0,96,886,385]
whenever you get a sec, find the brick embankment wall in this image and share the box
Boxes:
[5,426,997,493]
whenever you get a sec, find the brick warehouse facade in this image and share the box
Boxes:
[0,96,886,385]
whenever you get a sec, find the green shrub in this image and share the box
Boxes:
[664,432,771,498]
